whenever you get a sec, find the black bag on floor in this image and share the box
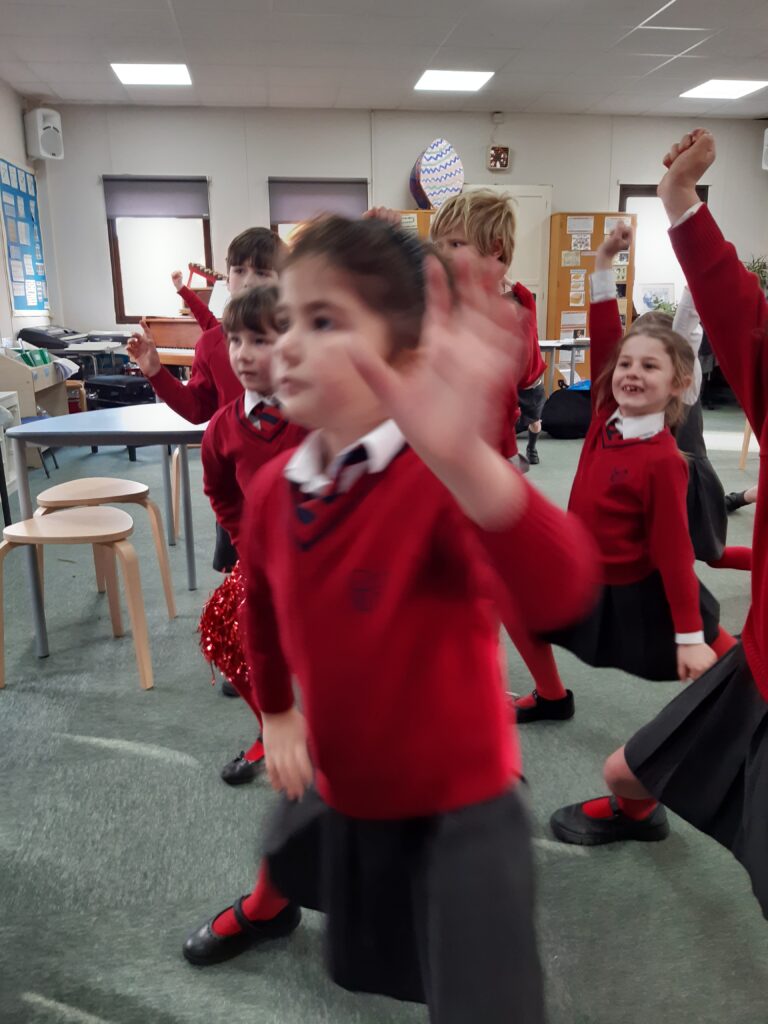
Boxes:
[541,383,592,439]
[85,374,155,409]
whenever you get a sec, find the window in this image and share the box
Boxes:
[268,179,369,243]
[103,176,212,323]
[619,184,708,315]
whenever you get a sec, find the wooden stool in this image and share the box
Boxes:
[0,507,153,690]
[35,477,176,620]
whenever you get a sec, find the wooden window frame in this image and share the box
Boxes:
[107,216,213,325]
[618,183,709,211]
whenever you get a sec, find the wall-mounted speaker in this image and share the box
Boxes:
[24,108,64,161]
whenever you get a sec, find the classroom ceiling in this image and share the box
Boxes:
[1,0,768,118]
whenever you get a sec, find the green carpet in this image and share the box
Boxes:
[0,409,765,1024]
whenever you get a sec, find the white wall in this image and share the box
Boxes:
[0,81,50,337]
[42,103,768,330]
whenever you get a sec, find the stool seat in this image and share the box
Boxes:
[37,477,149,508]
[4,506,134,546]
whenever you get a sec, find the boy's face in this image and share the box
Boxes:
[433,228,507,284]
[227,263,278,296]
[228,325,279,394]
[274,257,390,432]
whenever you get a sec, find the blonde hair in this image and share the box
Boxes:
[430,189,517,267]
[594,323,695,428]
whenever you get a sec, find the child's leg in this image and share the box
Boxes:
[183,860,298,967]
[413,790,545,1024]
[504,619,574,724]
[550,746,668,846]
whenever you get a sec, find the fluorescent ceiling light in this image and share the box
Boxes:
[415,69,494,92]
[111,63,192,86]
[680,79,768,99]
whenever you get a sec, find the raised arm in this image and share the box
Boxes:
[177,283,220,331]
[672,287,703,405]
[149,334,221,423]
[659,129,768,435]
[587,223,633,410]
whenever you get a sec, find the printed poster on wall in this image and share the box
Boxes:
[0,156,48,315]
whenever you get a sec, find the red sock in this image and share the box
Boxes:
[211,863,289,937]
[505,625,568,702]
[244,738,265,763]
[712,628,738,658]
[708,546,752,572]
[582,795,658,820]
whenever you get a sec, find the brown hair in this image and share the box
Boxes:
[594,323,695,427]
[630,309,673,331]
[431,189,517,267]
[222,285,279,337]
[226,227,286,272]
[282,215,430,354]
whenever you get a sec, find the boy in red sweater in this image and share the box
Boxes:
[183,216,598,1022]
[560,130,768,916]
[430,188,546,465]
[199,287,306,785]
[127,229,285,581]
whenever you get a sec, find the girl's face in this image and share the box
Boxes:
[274,257,392,436]
[612,333,683,417]
[228,325,278,394]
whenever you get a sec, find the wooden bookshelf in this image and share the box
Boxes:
[546,212,637,385]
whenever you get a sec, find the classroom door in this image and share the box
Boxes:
[464,184,552,338]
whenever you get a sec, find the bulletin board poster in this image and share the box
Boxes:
[0,157,49,315]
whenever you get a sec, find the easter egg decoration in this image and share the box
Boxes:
[409,137,465,210]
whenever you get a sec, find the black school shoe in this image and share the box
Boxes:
[221,751,263,786]
[183,899,301,966]
[526,445,540,465]
[725,491,749,514]
[550,796,669,846]
[513,689,574,724]
[221,678,240,698]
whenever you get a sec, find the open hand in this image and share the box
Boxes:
[676,641,717,683]
[126,317,161,377]
[171,270,184,291]
[363,206,402,227]
[262,707,314,800]
[348,250,525,467]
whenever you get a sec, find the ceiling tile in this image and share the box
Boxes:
[522,92,607,114]
[645,0,764,30]
[196,84,270,106]
[28,61,119,85]
[429,46,520,73]
[123,85,201,105]
[554,0,679,26]
[523,22,640,52]
[0,61,44,85]
[268,83,341,107]
[190,65,269,88]
[694,29,768,59]
[7,36,108,63]
[48,80,129,102]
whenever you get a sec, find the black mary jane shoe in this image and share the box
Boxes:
[183,899,301,966]
[221,751,262,786]
[725,490,749,514]
[221,678,240,698]
[550,796,669,847]
[513,689,574,724]
[526,446,540,466]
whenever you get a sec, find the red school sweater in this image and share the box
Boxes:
[240,446,598,819]
[567,296,703,636]
[499,283,546,458]
[202,396,306,551]
[670,205,768,696]
[178,284,219,332]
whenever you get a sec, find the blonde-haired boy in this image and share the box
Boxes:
[431,189,546,465]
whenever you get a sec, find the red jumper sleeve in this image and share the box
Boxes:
[587,296,623,413]
[645,454,703,636]
[148,333,220,424]
[201,413,244,550]
[178,284,220,331]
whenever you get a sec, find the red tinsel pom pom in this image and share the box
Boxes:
[198,561,249,691]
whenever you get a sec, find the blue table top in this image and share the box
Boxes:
[7,403,206,446]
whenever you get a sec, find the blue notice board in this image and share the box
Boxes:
[0,157,49,315]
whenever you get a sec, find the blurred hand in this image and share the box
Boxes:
[677,641,717,683]
[262,707,314,800]
[171,270,184,291]
[126,317,161,377]
[363,206,402,227]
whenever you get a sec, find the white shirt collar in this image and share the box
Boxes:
[243,390,276,418]
[284,419,405,495]
[608,408,666,441]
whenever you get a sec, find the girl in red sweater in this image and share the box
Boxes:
[183,216,598,1022]
[554,130,768,915]
[513,224,735,731]
[198,287,306,786]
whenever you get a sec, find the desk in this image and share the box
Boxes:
[7,404,206,657]
[540,339,591,395]
[59,340,123,376]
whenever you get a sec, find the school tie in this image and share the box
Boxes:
[249,398,281,430]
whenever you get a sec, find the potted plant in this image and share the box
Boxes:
[745,255,768,294]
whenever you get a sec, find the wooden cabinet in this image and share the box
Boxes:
[546,212,638,385]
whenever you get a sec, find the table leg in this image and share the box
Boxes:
[161,445,175,548]
[570,348,577,387]
[12,437,49,657]
[0,445,11,527]
[178,444,196,591]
